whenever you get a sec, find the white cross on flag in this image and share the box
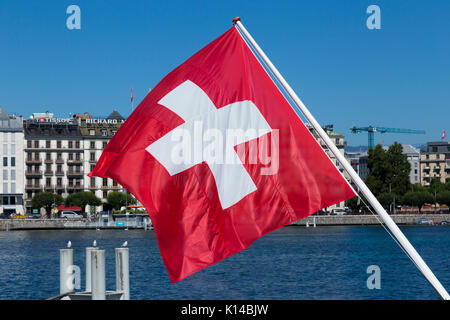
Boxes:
[89,26,355,282]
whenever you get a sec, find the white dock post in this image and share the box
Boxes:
[85,247,98,292]
[91,249,106,300]
[115,248,130,300]
[313,217,316,228]
[60,248,74,296]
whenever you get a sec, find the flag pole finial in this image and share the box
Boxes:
[232,17,241,25]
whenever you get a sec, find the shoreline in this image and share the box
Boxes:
[1,214,449,231]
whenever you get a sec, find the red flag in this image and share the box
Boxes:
[89,27,355,282]
[442,130,446,140]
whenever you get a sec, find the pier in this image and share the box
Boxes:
[1,214,449,231]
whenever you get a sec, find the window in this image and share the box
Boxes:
[46,153,51,160]
[90,177,95,187]
[11,157,15,167]
[75,141,80,148]
[57,153,62,160]
[101,130,107,137]
[112,130,116,136]
[68,141,73,148]
[10,170,15,180]
[103,191,108,199]
[90,152,95,161]
[432,147,438,152]
[9,196,15,205]
[34,140,39,148]
[89,130,95,136]
[57,141,61,148]
[102,141,107,149]
[11,183,15,193]
[11,144,15,155]
[3,183,7,193]
[103,178,108,186]
[90,141,95,149]
[76,153,80,160]
[3,133,8,142]
[3,144,7,154]
[27,140,32,148]
[10,133,15,142]
[2,196,8,205]
[3,170,7,180]
[57,178,62,185]
[46,140,50,148]
[3,157,7,166]
[68,153,73,160]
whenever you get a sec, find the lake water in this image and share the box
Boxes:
[0,225,448,300]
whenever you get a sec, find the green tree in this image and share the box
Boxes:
[366,143,411,199]
[402,191,434,213]
[386,142,411,196]
[436,191,450,207]
[31,192,63,218]
[378,192,394,210]
[106,191,137,210]
[65,191,102,212]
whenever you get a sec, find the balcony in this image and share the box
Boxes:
[89,158,97,163]
[25,184,42,191]
[423,166,430,170]
[25,169,43,177]
[55,171,65,176]
[44,170,53,176]
[67,170,84,177]
[26,158,41,164]
[44,159,53,164]
[55,159,64,164]
[67,184,84,191]
[44,184,55,191]
[55,184,66,190]
[67,159,83,165]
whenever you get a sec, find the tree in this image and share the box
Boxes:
[436,191,450,208]
[65,191,102,212]
[402,191,434,213]
[378,192,394,210]
[106,191,137,210]
[366,143,411,199]
[386,142,411,196]
[31,192,63,218]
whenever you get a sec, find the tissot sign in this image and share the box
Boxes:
[36,118,77,124]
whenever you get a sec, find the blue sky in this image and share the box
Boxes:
[0,0,449,147]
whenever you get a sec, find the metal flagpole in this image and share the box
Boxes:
[232,17,450,300]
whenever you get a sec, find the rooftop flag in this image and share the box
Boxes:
[442,130,446,140]
[89,26,355,282]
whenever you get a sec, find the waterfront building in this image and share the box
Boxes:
[23,112,83,214]
[401,144,421,185]
[308,125,350,210]
[420,141,450,186]
[0,107,24,216]
[78,111,126,212]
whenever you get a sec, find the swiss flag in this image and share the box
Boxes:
[89,27,355,282]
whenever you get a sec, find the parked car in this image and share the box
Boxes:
[332,209,346,215]
[60,211,84,219]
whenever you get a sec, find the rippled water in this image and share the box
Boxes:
[0,226,448,300]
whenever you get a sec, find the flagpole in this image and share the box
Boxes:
[233,17,449,300]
